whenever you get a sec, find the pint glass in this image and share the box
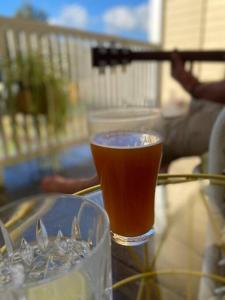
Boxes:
[91,131,162,246]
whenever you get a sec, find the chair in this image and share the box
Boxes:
[208,106,225,213]
[198,106,225,299]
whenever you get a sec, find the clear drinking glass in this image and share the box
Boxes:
[0,194,112,299]
[87,107,162,246]
[87,106,162,136]
[91,131,162,246]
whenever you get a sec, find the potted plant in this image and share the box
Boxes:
[2,52,69,134]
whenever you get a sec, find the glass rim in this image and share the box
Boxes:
[88,107,161,123]
[0,194,110,291]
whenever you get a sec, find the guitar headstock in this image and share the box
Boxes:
[92,46,132,68]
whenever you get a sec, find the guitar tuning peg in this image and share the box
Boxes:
[110,66,116,74]
[122,65,127,73]
[109,42,119,66]
[98,60,106,75]
[99,66,105,75]
[99,45,107,55]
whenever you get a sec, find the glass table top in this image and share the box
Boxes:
[77,177,225,300]
[0,175,224,299]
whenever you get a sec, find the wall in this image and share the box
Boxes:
[161,0,225,105]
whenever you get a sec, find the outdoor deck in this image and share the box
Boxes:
[0,16,162,201]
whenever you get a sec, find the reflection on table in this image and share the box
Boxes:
[81,178,225,300]
[0,176,225,300]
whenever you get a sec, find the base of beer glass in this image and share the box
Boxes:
[111,228,155,246]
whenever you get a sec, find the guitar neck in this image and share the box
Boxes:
[131,50,225,62]
[92,48,225,67]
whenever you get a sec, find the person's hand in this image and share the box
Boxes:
[171,51,199,95]
[171,51,185,81]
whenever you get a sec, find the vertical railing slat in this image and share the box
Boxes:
[82,40,91,107]
[0,116,9,159]
[6,30,22,156]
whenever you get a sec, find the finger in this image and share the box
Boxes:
[171,50,183,65]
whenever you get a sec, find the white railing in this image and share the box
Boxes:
[0,16,161,167]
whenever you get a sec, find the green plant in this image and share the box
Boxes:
[2,52,69,133]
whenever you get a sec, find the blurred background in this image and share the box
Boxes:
[0,0,225,203]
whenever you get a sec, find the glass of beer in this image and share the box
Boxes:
[91,130,162,246]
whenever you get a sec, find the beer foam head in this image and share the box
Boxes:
[92,131,161,148]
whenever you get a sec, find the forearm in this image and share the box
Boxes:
[171,51,225,104]
[192,80,225,104]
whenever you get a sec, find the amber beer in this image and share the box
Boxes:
[91,131,162,243]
